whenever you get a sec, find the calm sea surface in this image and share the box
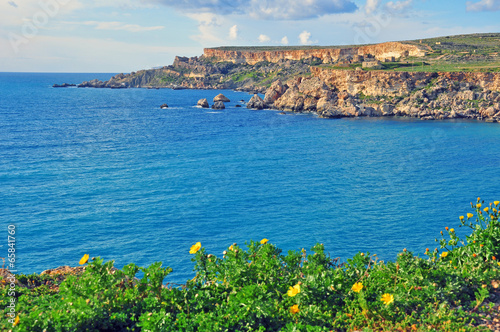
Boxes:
[1,72,499,282]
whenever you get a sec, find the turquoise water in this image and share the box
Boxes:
[1,72,499,283]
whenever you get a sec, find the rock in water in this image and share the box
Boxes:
[160,103,168,109]
[197,98,209,108]
[212,101,225,109]
[53,83,76,88]
[247,94,265,110]
[213,94,230,102]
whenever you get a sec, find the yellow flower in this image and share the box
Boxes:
[381,293,394,305]
[450,228,455,233]
[79,254,89,265]
[260,238,269,245]
[494,208,498,213]
[484,207,489,212]
[287,284,300,297]
[477,203,482,208]
[495,201,500,206]
[13,315,20,327]
[189,242,201,254]
[467,213,474,219]
[229,245,233,251]
[351,282,363,293]
[459,216,464,221]
[441,251,449,258]
[290,304,300,314]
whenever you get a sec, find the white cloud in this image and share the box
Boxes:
[229,24,238,40]
[185,12,222,26]
[147,0,358,20]
[385,0,413,12]
[365,0,380,14]
[0,0,83,27]
[299,30,316,45]
[90,0,156,9]
[82,21,164,32]
[466,0,500,11]
[258,34,270,43]
[184,13,224,46]
[281,36,289,45]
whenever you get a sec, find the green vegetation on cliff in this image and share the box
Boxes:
[3,200,500,331]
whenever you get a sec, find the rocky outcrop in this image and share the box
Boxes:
[264,80,288,106]
[263,72,500,122]
[160,103,168,109]
[274,77,335,113]
[212,101,225,109]
[197,98,209,108]
[311,67,500,96]
[214,94,230,102]
[247,94,265,109]
[203,42,427,65]
[78,79,126,89]
[53,83,76,88]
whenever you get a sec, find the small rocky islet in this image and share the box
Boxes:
[71,33,500,122]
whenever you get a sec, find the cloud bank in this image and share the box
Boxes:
[146,0,357,20]
[466,0,500,11]
[83,21,165,32]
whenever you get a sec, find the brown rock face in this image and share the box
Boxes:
[203,42,427,65]
[311,67,500,95]
[264,80,287,106]
[311,67,438,96]
[263,68,500,122]
[274,77,334,112]
[247,94,265,109]
[214,94,230,102]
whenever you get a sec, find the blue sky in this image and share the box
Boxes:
[0,0,499,72]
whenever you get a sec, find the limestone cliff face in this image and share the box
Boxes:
[310,67,500,95]
[262,69,500,122]
[203,42,427,65]
[358,42,427,59]
[438,72,500,92]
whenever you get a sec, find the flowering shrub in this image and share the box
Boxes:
[2,201,500,331]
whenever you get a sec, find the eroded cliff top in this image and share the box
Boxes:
[204,33,500,70]
[208,33,500,54]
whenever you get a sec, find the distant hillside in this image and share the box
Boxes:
[77,33,500,93]
[205,33,500,71]
[210,33,500,54]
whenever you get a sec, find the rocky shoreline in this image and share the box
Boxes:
[72,69,500,123]
[68,45,500,123]
[256,74,500,123]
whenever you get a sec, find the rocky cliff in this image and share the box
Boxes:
[310,67,500,96]
[258,70,500,122]
[203,42,427,65]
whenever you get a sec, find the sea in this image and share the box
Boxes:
[1,72,499,283]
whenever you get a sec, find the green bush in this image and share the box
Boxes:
[3,200,500,331]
